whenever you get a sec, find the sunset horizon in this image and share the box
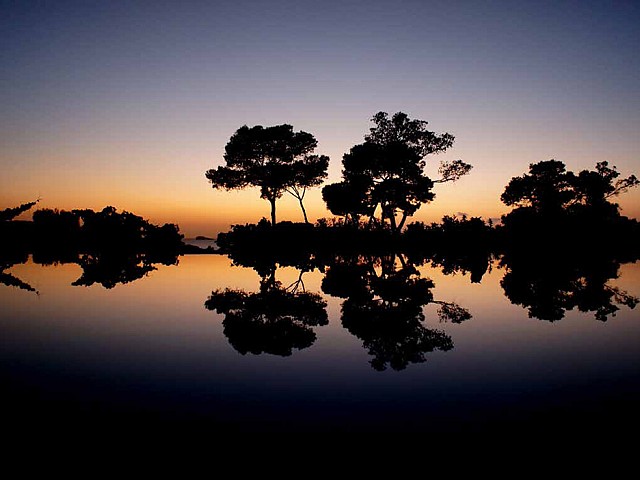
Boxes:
[2,1,638,236]
[2,0,639,441]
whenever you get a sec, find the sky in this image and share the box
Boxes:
[1,0,639,236]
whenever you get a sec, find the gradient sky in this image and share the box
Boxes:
[1,0,639,236]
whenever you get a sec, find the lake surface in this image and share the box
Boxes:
[2,254,639,436]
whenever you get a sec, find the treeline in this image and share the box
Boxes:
[207,112,472,231]
[2,205,183,255]
[207,111,639,250]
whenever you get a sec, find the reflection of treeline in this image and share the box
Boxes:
[2,249,177,291]
[322,253,467,371]
[0,250,37,293]
[216,214,638,326]
[205,251,469,370]
[500,248,638,322]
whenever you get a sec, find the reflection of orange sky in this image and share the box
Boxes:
[5,256,638,347]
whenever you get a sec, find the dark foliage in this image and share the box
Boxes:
[0,199,38,222]
[323,112,471,232]
[72,254,158,289]
[26,206,184,255]
[205,265,328,356]
[1,203,182,289]
[404,215,494,283]
[206,124,329,224]
[499,249,638,322]
[500,160,639,245]
[322,254,467,370]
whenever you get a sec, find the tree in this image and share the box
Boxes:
[0,199,39,222]
[572,161,639,213]
[284,154,329,223]
[501,159,639,217]
[500,160,575,214]
[205,124,329,225]
[321,176,373,226]
[322,112,471,232]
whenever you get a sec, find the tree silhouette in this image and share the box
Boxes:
[206,124,329,225]
[502,160,638,220]
[29,206,184,256]
[0,199,39,222]
[321,177,373,227]
[571,161,639,216]
[501,160,575,215]
[322,254,467,370]
[322,112,471,232]
[205,265,328,356]
[284,153,330,224]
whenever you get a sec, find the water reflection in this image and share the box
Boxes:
[205,263,328,356]
[1,247,179,290]
[418,250,492,284]
[322,253,468,371]
[499,250,638,321]
[72,253,161,289]
[0,250,36,293]
[2,249,639,435]
[3,242,638,360]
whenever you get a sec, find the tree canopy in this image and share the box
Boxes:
[322,112,471,232]
[501,159,639,218]
[0,199,39,222]
[205,124,329,225]
[500,160,576,214]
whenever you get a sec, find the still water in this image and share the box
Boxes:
[2,254,639,435]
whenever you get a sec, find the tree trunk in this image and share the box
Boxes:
[269,197,277,226]
[388,208,397,232]
[397,212,408,232]
[298,197,309,224]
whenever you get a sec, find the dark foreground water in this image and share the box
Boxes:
[1,254,638,437]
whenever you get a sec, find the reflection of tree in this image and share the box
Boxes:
[0,248,178,291]
[0,270,37,292]
[425,251,491,284]
[322,254,468,371]
[500,251,638,322]
[0,250,37,293]
[71,254,155,289]
[205,266,328,356]
[404,215,494,283]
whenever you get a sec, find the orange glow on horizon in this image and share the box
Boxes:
[3,178,639,238]
[2,137,639,237]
